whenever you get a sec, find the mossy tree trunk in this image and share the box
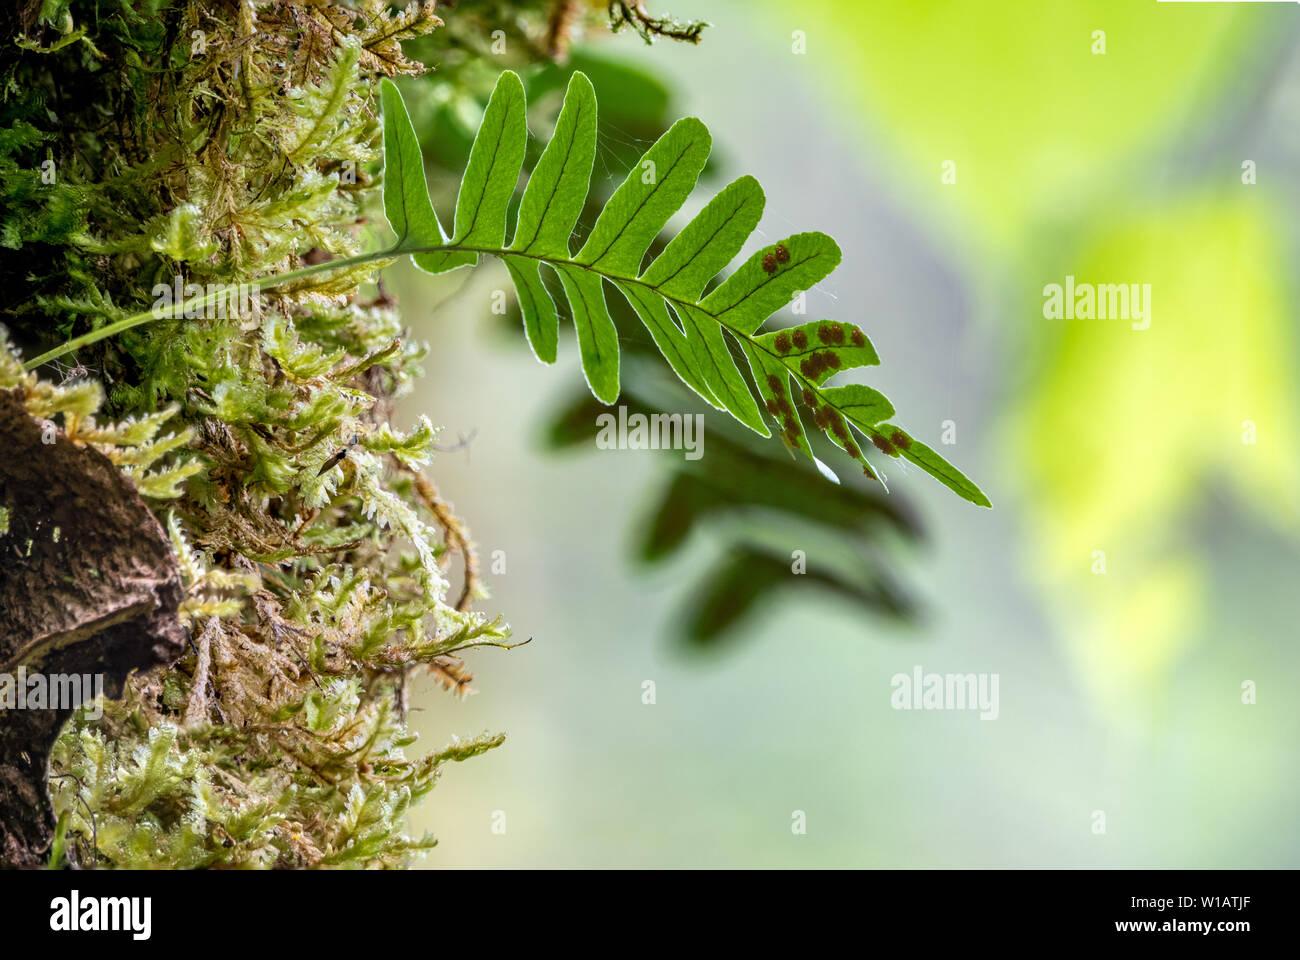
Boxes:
[0,0,519,870]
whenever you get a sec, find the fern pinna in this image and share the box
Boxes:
[380,72,987,505]
[30,70,989,507]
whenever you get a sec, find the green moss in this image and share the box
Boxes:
[0,1,537,869]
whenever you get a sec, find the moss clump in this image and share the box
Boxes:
[1,0,526,868]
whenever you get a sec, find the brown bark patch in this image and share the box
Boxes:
[0,388,185,867]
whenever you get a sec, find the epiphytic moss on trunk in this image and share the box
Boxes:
[0,0,526,869]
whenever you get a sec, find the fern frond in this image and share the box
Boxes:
[379,73,990,507]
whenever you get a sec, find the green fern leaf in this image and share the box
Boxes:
[510,73,598,261]
[451,70,528,249]
[379,79,462,268]
[379,71,991,507]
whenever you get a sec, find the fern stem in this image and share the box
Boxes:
[21,251,380,371]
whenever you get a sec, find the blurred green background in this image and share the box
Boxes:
[396,0,1300,866]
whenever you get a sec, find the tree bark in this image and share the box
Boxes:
[0,388,185,868]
